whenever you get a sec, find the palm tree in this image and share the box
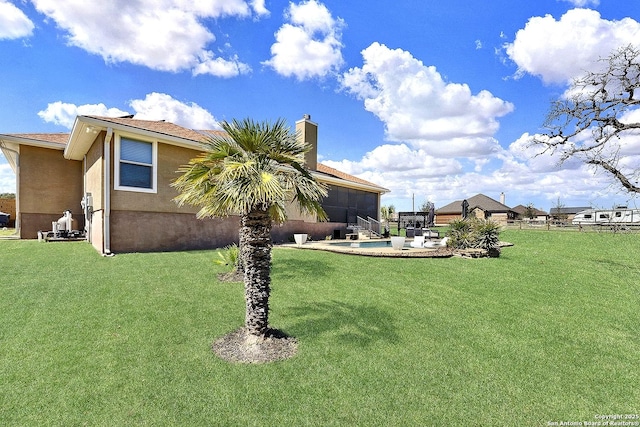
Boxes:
[173,118,327,339]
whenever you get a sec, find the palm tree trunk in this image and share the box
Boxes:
[240,207,272,337]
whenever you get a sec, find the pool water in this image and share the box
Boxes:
[330,240,410,248]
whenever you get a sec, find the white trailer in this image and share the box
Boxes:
[572,207,640,226]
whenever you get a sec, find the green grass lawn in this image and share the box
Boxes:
[0,228,16,237]
[1,231,639,426]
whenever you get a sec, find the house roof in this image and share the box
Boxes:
[437,193,513,214]
[83,115,225,142]
[2,115,388,194]
[0,132,69,149]
[512,204,548,216]
[316,163,388,193]
[549,207,591,215]
[3,133,69,145]
[0,133,71,172]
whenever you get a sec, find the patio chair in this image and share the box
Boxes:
[409,235,425,248]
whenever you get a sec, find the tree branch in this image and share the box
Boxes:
[587,159,640,193]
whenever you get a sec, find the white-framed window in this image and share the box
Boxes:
[114,134,157,193]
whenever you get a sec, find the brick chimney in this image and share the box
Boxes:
[295,114,317,171]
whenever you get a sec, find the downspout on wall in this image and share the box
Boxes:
[0,142,20,234]
[83,155,91,243]
[103,127,113,255]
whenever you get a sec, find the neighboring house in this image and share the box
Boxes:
[0,197,16,227]
[549,206,591,224]
[435,193,517,225]
[512,204,549,222]
[0,114,388,254]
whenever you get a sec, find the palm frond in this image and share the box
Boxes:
[173,117,328,223]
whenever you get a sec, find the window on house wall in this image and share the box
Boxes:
[115,136,157,193]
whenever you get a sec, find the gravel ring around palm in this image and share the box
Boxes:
[212,327,298,364]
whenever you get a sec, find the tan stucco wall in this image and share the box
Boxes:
[284,199,319,222]
[84,134,104,211]
[83,134,104,252]
[89,210,104,253]
[18,145,84,238]
[110,141,200,214]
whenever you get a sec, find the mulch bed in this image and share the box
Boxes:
[212,327,298,364]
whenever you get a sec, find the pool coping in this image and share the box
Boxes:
[279,238,455,258]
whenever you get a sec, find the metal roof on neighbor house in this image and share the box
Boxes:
[549,207,591,215]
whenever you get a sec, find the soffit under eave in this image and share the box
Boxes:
[64,119,97,160]
[0,141,19,172]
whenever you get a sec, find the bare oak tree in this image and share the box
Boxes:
[533,45,640,194]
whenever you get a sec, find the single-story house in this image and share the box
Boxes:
[549,206,591,224]
[0,114,388,254]
[511,204,549,222]
[436,193,517,225]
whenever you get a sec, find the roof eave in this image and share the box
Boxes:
[0,134,67,150]
[64,116,206,160]
[312,171,389,194]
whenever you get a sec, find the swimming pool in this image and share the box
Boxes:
[330,240,410,248]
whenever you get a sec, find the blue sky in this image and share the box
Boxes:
[1,0,639,212]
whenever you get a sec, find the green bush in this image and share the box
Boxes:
[473,219,501,252]
[447,218,501,256]
[447,218,475,249]
[213,243,240,271]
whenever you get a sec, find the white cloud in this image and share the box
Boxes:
[559,0,599,6]
[249,0,269,16]
[505,9,640,84]
[129,93,220,129]
[30,0,264,76]
[0,0,34,39]
[38,102,130,129]
[341,42,513,157]
[0,161,16,193]
[38,93,220,130]
[326,124,632,213]
[617,109,640,156]
[192,53,252,78]
[263,0,344,80]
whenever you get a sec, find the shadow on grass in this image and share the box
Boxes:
[591,257,637,271]
[285,300,399,347]
[270,257,335,281]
